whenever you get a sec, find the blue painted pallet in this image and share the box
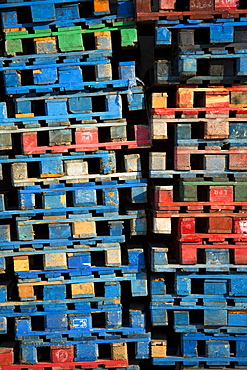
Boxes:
[0,237,125,254]
[175,272,247,296]
[0,152,143,187]
[152,356,247,366]
[0,305,128,335]
[150,303,247,328]
[149,277,247,330]
[181,367,247,370]
[149,169,247,178]
[15,271,148,300]
[151,334,247,365]
[181,367,246,370]
[1,0,134,24]
[180,333,247,365]
[174,121,247,146]
[1,0,133,17]
[0,299,123,315]
[19,333,150,363]
[150,264,247,273]
[155,18,247,47]
[1,57,139,94]
[0,281,124,313]
[0,180,147,216]
[173,309,247,334]
[14,248,145,275]
[148,244,247,272]
[152,59,247,85]
[14,308,146,339]
[16,264,147,281]
[0,242,144,272]
[0,235,127,251]
[0,87,145,127]
[3,22,137,56]
[0,210,146,244]
[150,287,247,310]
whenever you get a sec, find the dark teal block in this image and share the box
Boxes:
[55,4,80,20]
[69,96,91,113]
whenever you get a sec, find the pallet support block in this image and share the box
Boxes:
[111,343,128,361]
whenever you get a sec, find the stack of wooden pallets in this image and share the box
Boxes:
[0,0,150,368]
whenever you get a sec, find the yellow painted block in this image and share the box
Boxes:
[13,256,29,272]
[151,93,168,109]
[71,282,94,297]
[15,113,35,118]
[44,253,67,269]
[151,341,167,358]
[72,221,96,236]
[111,343,128,360]
[18,285,35,299]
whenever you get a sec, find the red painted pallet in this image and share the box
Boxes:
[174,147,247,171]
[0,360,128,370]
[136,0,246,21]
[152,185,247,211]
[150,209,247,242]
[151,86,247,113]
[151,107,247,117]
[175,216,247,241]
[20,125,150,154]
[177,241,247,264]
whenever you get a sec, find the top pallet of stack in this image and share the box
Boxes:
[1,2,137,56]
[0,0,133,21]
[135,0,247,21]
